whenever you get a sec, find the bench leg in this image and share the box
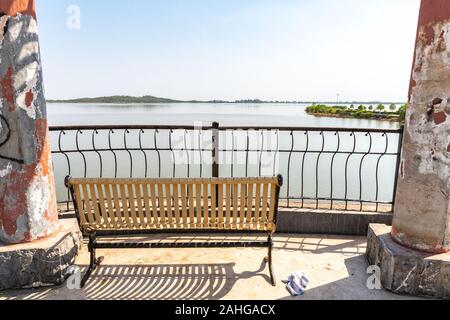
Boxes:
[80,234,103,289]
[264,233,276,286]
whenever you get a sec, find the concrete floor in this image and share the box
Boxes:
[0,234,424,300]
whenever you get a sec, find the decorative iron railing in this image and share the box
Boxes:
[49,123,403,214]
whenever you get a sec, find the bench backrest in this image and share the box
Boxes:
[65,176,283,234]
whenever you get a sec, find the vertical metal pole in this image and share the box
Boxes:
[392,125,404,209]
[212,122,219,207]
[212,122,219,178]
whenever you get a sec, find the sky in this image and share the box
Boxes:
[36,0,421,102]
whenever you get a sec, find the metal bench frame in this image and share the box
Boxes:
[66,175,283,288]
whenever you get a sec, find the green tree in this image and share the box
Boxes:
[389,103,396,112]
[376,104,385,112]
[368,105,373,111]
[398,104,407,121]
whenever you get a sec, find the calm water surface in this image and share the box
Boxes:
[48,103,401,208]
[47,103,400,129]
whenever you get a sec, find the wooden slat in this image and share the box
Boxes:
[217,184,223,229]
[195,183,201,229]
[73,184,87,225]
[239,182,246,229]
[81,183,95,224]
[142,183,152,227]
[254,183,262,230]
[180,183,188,228]
[202,182,209,228]
[103,183,117,228]
[172,183,180,228]
[69,176,279,186]
[268,183,277,230]
[232,184,239,229]
[261,183,269,228]
[246,182,254,228]
[119,183,132,228]
[89,183,102,226]
[95,183,110,228]
[134,183,146,227]
[188,184,195,228]
[157,183,166,227]
[165,183,174,228]
[111,183,125,228]
[225,183,231,229]
[126,184,139,228]
[148,183,158,228]
[211,183,217,228]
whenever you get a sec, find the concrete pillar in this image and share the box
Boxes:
[392,0,450,254]
[0,0,58,244]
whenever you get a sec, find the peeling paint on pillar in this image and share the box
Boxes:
[392,0,450,253]
[0,0,36,20]
[0,1,58,244]
[0,68,15,112]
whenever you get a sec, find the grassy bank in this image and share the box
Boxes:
[306,104,407,122]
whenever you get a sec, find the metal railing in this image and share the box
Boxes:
[49,123,403,214]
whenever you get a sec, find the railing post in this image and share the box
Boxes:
[212,122,219,178]
[392,125,404,209]
[212,122,219,207]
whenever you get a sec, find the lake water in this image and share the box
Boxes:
[47,103,400,129]
[47,103,401,211]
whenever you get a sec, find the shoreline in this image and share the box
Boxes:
[305,112,401,122]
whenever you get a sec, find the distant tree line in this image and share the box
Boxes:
[47,95,407,106]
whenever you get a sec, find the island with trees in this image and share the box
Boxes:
[47,95,272,104]
[305,103,407,122]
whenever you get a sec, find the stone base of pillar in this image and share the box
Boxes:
[366,224,449,299]
[0,219,81,290]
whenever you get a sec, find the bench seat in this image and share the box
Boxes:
[66,175,283,288]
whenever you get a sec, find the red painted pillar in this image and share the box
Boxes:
[392,0,450,253]
[0,0,58,243]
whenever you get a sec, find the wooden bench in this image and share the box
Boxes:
[65,175,283,288]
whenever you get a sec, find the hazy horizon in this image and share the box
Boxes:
[47,94,407,104]
[38,0,420,102]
